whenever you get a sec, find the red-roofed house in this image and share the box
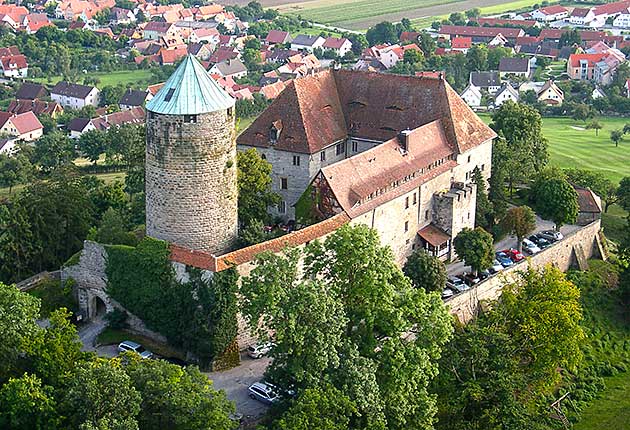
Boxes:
[265,29,292,46]
[188,27,219,44]
[22,13,52,34]
[451,36,472,53]
[142,21,178,41]
[69,106,144,138]
[531,5,568,22]
[0,48,27,77]
[322,37,352,57]
[569,7,595,26]
[567,53,606,80]
[439,25,524,42]
[0,111,43,141]
[0,4,29,30]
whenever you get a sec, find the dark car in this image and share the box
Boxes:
[446,276,466,293]
[529,234,551,249]
[462,272,480,286]
[495,252,513,268]
[163,357,187,367]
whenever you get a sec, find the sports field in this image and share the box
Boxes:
[480,114,630,184]
[32,69,156,89]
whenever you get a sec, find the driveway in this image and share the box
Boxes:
[447,217,581,276]
[78,317,107,352]
[207,354,271,425]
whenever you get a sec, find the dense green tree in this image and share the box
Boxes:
[0,203,37,284]
[501,206,536,252]
[486,46,512,70]
[238,218,266,246]
[403,249,447,292]
[0,282,40,379]
[33,131,76,172]
[488,137,509,220]
[242,47,261,68]
[274,385,357,430]
[366,21,398,45]
[78,129,108,165]
[565,168,616,212]
[99,85,125,107]
[417,32,435,57]
[465,8,481,18]
[610,129,624,147]
[617,176,630,211]
[448,12,466,25]
[465,44,487,71]
[93,208,137,246]
[571,103,593,123]
[453,227,494,274]
[62,358,141,430]
[124,356,235,430]
[0,373,59,430]
[559,28,581,48]
[403,48,424,65]
[241,225,453,430]
[108,124,145,194]
[0,153,32,194]
[585,119,603,136]
[237,148,280,226]
[534,176,578,229]
[472,167,493,228]
[490,101,549,192]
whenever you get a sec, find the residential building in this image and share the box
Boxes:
[439,25,524,43]
[569,7,595,26]
[51,82,100,108]
[531,5,569,22]
[142,21,178,41]
[0,46,27,78]
[290,34,325,52]
[470,71,501,94]
[460,83,482,107]
[0,111,43,141]
[209,58,247,79]
[322,37,353,57]
[498,57,531,77]
[265,30,292,46]
[15,82,47,100]
[494,84,519,106]
[536,80,564,105]
[7,99,63,117]
[451,36,472,53]
[119,89,151,110]
[68,106,145,138]
[613,13,630,27]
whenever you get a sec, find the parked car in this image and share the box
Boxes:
[441,287,455,299]
[479,269,491,280]
[489,259,504,274]
[446,276,466,294]
[539,230,563,242]
[162,356,187,366]
[522,238,541,255]
[248,381,280,404]
[495,252,514,268]
[462,272,480,286]
[529,234,551,249]
[117,341,153,359]
[503,248,524,263]
[247,342,273,359]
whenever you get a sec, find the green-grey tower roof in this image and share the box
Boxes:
[146,54,235,115]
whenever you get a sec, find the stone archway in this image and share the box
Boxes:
[93,296,107,318]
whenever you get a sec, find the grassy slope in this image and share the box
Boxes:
[31,69,155,89]
[574,373,630,430]
[479,114,630,184]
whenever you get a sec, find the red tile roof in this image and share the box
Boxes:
[593,0,630,16]
[9,111,42,134]
[400,31,421,42]
[537,5,567,15]
[0,54,27,70]
[160,47,187,65]
[265,29,290,44]
[323,37,349,50]
[472,17,537,27]
[418,224,450,246]
[8,99,62,116]
[451,37,472,49]
[0,46,20,57]
[568,53,606,67]
[440,25,524,38]
[574,186,601,213]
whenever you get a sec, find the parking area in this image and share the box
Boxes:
[207,354,271,424]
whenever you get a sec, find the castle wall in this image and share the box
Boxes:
[453,139,492,184]
[146,110,238,255]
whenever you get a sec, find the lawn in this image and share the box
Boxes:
[31,69,156,89]
[574,372,630,430]
[602,204,628,247]
[479,114,630,184]
[0,171,126,198]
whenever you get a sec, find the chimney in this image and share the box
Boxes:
[398,129,411,153]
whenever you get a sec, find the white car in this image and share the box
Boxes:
[247,342,273,359]
[248,381,280,404]
[539,230,563,242]
[489,259,504,274]
[118,340,153,359]
[441,287,454,300]
[522,238,541,255]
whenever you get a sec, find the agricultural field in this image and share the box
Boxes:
[31,69,156,89]
[479,114,630,184]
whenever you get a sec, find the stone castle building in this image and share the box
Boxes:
[145,55,238,254]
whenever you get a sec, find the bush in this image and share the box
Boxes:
[105,308,128,330]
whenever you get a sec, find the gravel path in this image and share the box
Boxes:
[78,317,107,352]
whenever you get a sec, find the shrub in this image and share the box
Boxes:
[105,308,128,330]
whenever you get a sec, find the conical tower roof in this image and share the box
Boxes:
[146,55,234,115]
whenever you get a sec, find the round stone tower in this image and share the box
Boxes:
[145,55,237,254]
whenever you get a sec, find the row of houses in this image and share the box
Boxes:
[461,73,564,108]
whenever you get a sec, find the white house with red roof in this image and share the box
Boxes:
[188,27,219,44]
[0,46,27,77]
[451,36,472,53]
[531,5,568,22]
[0,111,43,141]
[322,37,352,57]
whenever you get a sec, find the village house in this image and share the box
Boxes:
[51,81,100,109]
[277,53,321,78]
[531,5,569,22]
[450,36,472,53]
[439,25,525,43]
[15,83,48,100]
[535,80,564,105]
[22,13,52,34]
[209,58,247,79]
[0,4,29,31]
[7,99,63,118]
[290,34,325,52]
[569,7,596,26]
[188,27,219,44]
[265,30,292,46]
[119,89,151,110]
[142,21,179,41]
[498,57,531,78]
[188,42,214,61]
[567,48,626,84]
[460,83,482,107]
[470,71,501,94]
[322,37,353,57]
[494,84,520,106]
[0,46,27,78]
[109,7,135,25]
[613,12,630,27]
[68,106,145,138]
[0,111,43,141]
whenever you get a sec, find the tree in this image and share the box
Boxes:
[490,101,549,193]
[465,44,488,71]
[93,208,137,246]
[453,227,494,274]
[403,48,423,65]
[78,129,108,165]
[0,282,41,379]
[559,28,581,48]
[417,32,435,57]
[617,176,630,211]
[62,358,141,430]
[495,265,584,389]
[465,8,481,18]
[0,203,37,284]
[586,119,603,136]
[124,356,235,430]
[403,250,447,292]
[534,176,578,229]
[33,131,76,172]
[487,46,512,70]
[273,385,357,430]
[99,85,125,107]
[501,206,536,252]
[242,47,261,68]
[241,225,453,430]
[237,148,280,226]
[448,12,466,25]
[366,21,398,45]
[0,153,32,194]
[571,103,592,123]
[488,137,509,220]
[0,373,59,430]
[472,166,493,229]
[611,129,624,147]
[565,168,617,212]
[238,218,266,246]
[108,124,145,195]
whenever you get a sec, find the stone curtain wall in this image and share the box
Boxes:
[446,220,604,323]
[146,110,238,255]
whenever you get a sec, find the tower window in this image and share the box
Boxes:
[404,221,409,232]
[278,201,286,214]
[336,142,345,156]
[164,88,176,102]
[320,151,326,162]
[352,141,358,152]
[281,177,288,189]
[413,193,417,205]
[405,196,409,209]
[425,209,429,220]
[184,114,197,123]
[292,155,300,166]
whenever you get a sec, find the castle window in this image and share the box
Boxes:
[468,155,471,163]
[413,193,417,205]
[149,111,155,119]
[278,201,286,213]
[261,153,266,160]
[320,151,326,162]
[481,164,485,171]
[404,221,409,232]
[184,114,197,123]
[405,197,409,209]
[352,141,358,152]
[281,177,288,189]
[425,210,429,220]
[336,142,345,156]
[292,155,300,166]
[227,107,234,117]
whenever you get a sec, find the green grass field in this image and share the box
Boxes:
[31,69,156,89]
[574,372,630,430]
[479,114,630,184]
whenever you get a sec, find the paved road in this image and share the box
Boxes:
[447,218,580,276]
[78,317,107,352]
[207,354,271,425]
